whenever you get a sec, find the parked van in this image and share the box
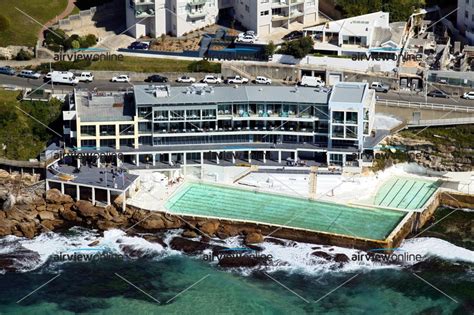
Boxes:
[77,72,94,82]
[299,76,325,87]
[44,71,79,85]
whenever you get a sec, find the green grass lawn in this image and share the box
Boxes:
[0,0,68,46]
[87,56,221,73]
[87,57,199,73]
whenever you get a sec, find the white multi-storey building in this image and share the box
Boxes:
[457,0,474,44]
[125,0,319,38]
[62,83,377,169]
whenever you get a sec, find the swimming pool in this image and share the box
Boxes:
[165,182,407,241]
[374,177,440,210]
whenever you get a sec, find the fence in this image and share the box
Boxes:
[377,99,474,113]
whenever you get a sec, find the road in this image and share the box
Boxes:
[1,74,474,107]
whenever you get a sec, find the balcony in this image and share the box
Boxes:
[188,0,207,5]
[272,0,290,8]
[188,10,207,19]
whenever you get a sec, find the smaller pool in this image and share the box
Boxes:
[165,182,407,241]
[374,177,440,210]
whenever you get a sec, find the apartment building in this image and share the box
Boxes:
[304,12,406,57]
[125,0,319,38]
[62,83,376,169]
[457,0,474,44]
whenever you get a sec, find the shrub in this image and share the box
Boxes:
[71,40,81,49]
[278,36,314,59]
[187,60,221,73]
[0,15,9,31]
[15,49,33,61]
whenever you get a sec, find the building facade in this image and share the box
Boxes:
[63,83,376,169]
[125,0,319,38]
[457,0,474,44]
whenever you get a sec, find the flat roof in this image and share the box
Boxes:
[134,85,331,106]
[329,82,367,103]
[75,90,135,122]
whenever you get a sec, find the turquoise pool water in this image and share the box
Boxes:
[374,177,440,210]
[165,183,407,241]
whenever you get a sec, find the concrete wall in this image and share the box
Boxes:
[375,104,474,123]
[71,70,220,82]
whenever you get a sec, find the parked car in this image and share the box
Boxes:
[370,82,390,93]
[427,90,448,98]
[238,31,258,39]
[44,71,78,85]
[299,75,325,87]
[462,91,474,99]
[0,66,16,76]
[437,79,448,84]
[111,75,130,83]
[176,75,196,83]
[145,74,168,83]
[202,75,222,84]
[77,72,94,82]
[226,75,249,84]
[128,41,149,50]
[236,35,256,43]
[18,70,41,79]
[254,76,272,85]
[282,31,303,41]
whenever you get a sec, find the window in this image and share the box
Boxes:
[80,126,96,136]
[260,10,269,16]
[346,112,358,124]
[332,111,344,123]
[346,126,357,139]
[332,126,344,138]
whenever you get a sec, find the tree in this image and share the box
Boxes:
[335,0,424,22]
[71,40,81,50]
[278,36,314,59]
[264,41,276,59]
[15,49,33,61]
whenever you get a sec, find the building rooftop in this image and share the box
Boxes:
[133,85,331,106]
[329,82,368,104]
[75,90,135,122]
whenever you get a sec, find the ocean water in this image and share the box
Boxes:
[0,228,473,315]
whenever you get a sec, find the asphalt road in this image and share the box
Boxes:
[1,74,473,107]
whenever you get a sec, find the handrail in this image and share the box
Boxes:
[377,99,474,113]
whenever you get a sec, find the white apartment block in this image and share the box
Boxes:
[125,0,319,38]
[457,0,474,44]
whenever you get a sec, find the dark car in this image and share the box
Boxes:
[0,66,16,76]
[128,41,149,50]
[282,31,303,41]
[145,75,168,83]
[427,90,448,98]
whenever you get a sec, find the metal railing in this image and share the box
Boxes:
[377,99,474,113]
[408,117,474,126]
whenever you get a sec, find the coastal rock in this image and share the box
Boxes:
[142,234,167,248]
[45,189,73,204]
[244,232,264,244]
[46,204,63,212]
[0,221,14,236]
[138,214,165,230]
[312,251,332,261]
[198,221,220,236]
[41,219,65,231]
[170,237,226,254]
[333,253,350,264]
[17,221,36,239]
[0,247,41,272]
[217,225,240,239]
[75,200,106,219]
[60,209,78,221]
[97,220,123,230]
[182,230,198,238]
[38,211,55,221]
[0,211,5,220]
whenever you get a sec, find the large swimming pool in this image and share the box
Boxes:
[165,182,407,241]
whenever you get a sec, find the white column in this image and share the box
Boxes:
[97,156,101,168]
[183,153,187,165]
[263,151,266,164]
[77,158,81,168]
[76,185,80,200]
[216,152,220,165]
[248,151,252,163]
[278,151,282,163]
[342,154,347,166]
[46,180,50,191]
[107,189,111,205]
[200,152,204,165]
[136,154,139,166]
[61,182,65,194]
[92,187,96,205]
[152,154,156,166]
[232,151,236,164]
[169,153,172,165]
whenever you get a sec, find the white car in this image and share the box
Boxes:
[462,91,474,99]
[238,31,258,40]
[18,70,41,79]
[255,76,272,85]
[176,75,196,83]
[226,75,249,84]
[236,35,256,43]
[78,72,94,82]
[111,75,130,83]
[202,75,222,84]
